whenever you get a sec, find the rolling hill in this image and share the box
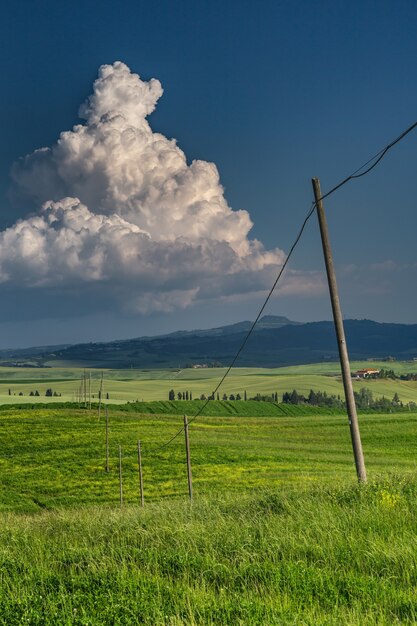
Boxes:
[1,316,417,369]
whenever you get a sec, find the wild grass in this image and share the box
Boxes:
[2,478,417,624]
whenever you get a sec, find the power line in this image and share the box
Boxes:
[149,117,417,452]
[319,119,417,202]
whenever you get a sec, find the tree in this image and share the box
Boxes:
[290,389,300,405]
[354,387,373,409]
[236,393,241,400]
[177,392,183,400]
[34,390,40,397]
[106,392,109,400]
[45,388,53,397]
[169,389,175,400]
[392,392,400,406]
[222,393,228,401]
[190,391,193,401]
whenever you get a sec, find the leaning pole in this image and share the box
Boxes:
[312,177,367,483]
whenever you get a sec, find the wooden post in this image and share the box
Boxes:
[312,177,367,483]
[183,415,193,500]
[137,440,144,507]
[118,445,123,507]
[98,372,104,421]
[105,406,109,473]
[88,371,91,410]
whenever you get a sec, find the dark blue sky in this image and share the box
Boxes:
[1,0,417,347]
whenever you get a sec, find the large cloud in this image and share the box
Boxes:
[3,61,321,314]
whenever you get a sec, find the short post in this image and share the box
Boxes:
[105,406,109,473]
[118,445,123,507]
[88,371,92,410]
[183,415,193,500]
[312,177,367,483]
[98,371,104,421]
[137,440,144,507]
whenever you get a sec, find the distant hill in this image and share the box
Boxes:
[0,316,416,368]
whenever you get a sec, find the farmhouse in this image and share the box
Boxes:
[355,368,380,378]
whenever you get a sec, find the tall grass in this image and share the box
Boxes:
[1,477,417,624]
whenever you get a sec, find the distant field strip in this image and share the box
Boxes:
[0,364,417,405]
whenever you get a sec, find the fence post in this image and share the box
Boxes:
[137,440,144,507]
[184,415,193,501]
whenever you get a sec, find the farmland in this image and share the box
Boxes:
[1,360,417,405]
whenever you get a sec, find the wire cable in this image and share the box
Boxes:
[149,117,417,452]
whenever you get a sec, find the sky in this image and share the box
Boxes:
[1,0,417,348]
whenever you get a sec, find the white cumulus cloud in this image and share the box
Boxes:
[3,61,320,314]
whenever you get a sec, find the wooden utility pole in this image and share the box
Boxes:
[105,406,109,473]
[183,415,193,500]
[312,177,367,483]
[88,371,92,410]
[118,445,123,507]
[98,372,104,421]
[137,440,144,507]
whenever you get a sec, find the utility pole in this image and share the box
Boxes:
[118,445,123,507]
[105,405,109,473]
[312,177,367,483]
[137,440,144,507]
[183,415,193,500]
[98,371,104,421]
[88,371,92,410]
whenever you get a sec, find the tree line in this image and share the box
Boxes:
[168,387,415,410]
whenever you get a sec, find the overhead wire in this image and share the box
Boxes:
[148,117,417,452]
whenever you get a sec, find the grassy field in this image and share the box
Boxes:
[2,405,417,623]
[1,361,417,405]
[2,405,417,511]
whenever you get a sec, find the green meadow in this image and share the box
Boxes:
[2,364,417,625]
[2,405,417,511]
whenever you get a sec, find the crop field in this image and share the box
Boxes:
[2,405,417,624]
[1,361,417,405]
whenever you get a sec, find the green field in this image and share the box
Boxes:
[2,362,417,625]
[2,404,417,624]
[1,361,417,405]
[2,405,417,512]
